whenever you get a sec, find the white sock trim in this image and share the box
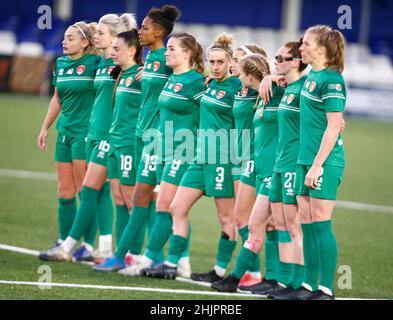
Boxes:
[247,271,261,278]
[179,256,190,263]
[99,235,112,252]
[318,285,333,296]
[62,237,77,253]
[139,255,153,267]
[213,265,226,277]
[165,261,177,268]
[302,282,313,292]
[277,282,287,288]
[82,242,93,252]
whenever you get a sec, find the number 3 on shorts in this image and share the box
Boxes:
[216,167,225,183]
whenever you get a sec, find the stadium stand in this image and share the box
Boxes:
[0,0,392,115]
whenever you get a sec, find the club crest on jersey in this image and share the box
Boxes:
[126,77,133,87]
[216,90,226,99]
[335,84,342,91]
[309,81,317,92]
[241,88,248,96]
[76,65,85,75]
[174,83,183,93]
[287,94,295,104]
[108,66,115,75]
[153,61,160,72]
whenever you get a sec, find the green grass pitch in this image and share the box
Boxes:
[0,93,392,299]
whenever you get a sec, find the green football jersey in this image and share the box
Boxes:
[274,76,307,172]
[53,53,100,137]
[109,64,142,147]
[254,83,285,178]
[158,69,206,162]
[196,76,242,164]
[298,68,346,167]
[232,86,258,162]
[136,47,172,138]
[88,57,117,140]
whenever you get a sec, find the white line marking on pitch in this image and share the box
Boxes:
[0,243,385,300]
[1,168,393,214]
[0,244,39,257]
[0,280,262,299]
[336,200,393,214]
[0,280,382,300]
[0,169,56,181]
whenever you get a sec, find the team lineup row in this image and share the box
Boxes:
[36,4,346,300]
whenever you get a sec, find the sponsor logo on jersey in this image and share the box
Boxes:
[147,63,152,70]
[309,81,317,92]
[108,66,115,74]
[59,69,64,75]
[126,77,133,87]
[168,83,174,90]
[216,90,226,99]
[96,70,100,75]
[153,61,160,72]
[287,94,295,104]
[305,80,310,89]
[174,83,183,93]
[102,68,107,74]
[211,90,217,96]
[66,69,73,75]
[241,87,248,96]
[328,83,343,91]
[76,65,85,75]
[120,79,125,85]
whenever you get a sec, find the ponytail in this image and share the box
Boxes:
[72,21,98,55]
[306,25,345,73]
[171,32,205,74]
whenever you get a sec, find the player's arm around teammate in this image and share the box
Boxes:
[37,22,100,259]
[231,44,268,287]
[152,34,242,282]
[259,41,309,300]
[212,54,284,293]
[294,25,347,300]
[120,33,206,278]
[38,15,138,262]
[93,5,182,272]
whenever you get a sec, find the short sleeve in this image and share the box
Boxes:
[321,79,346,112]
[191,78,207,105]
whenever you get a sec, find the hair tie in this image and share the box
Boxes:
[240,45,253,55]
[73,23,87,39]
